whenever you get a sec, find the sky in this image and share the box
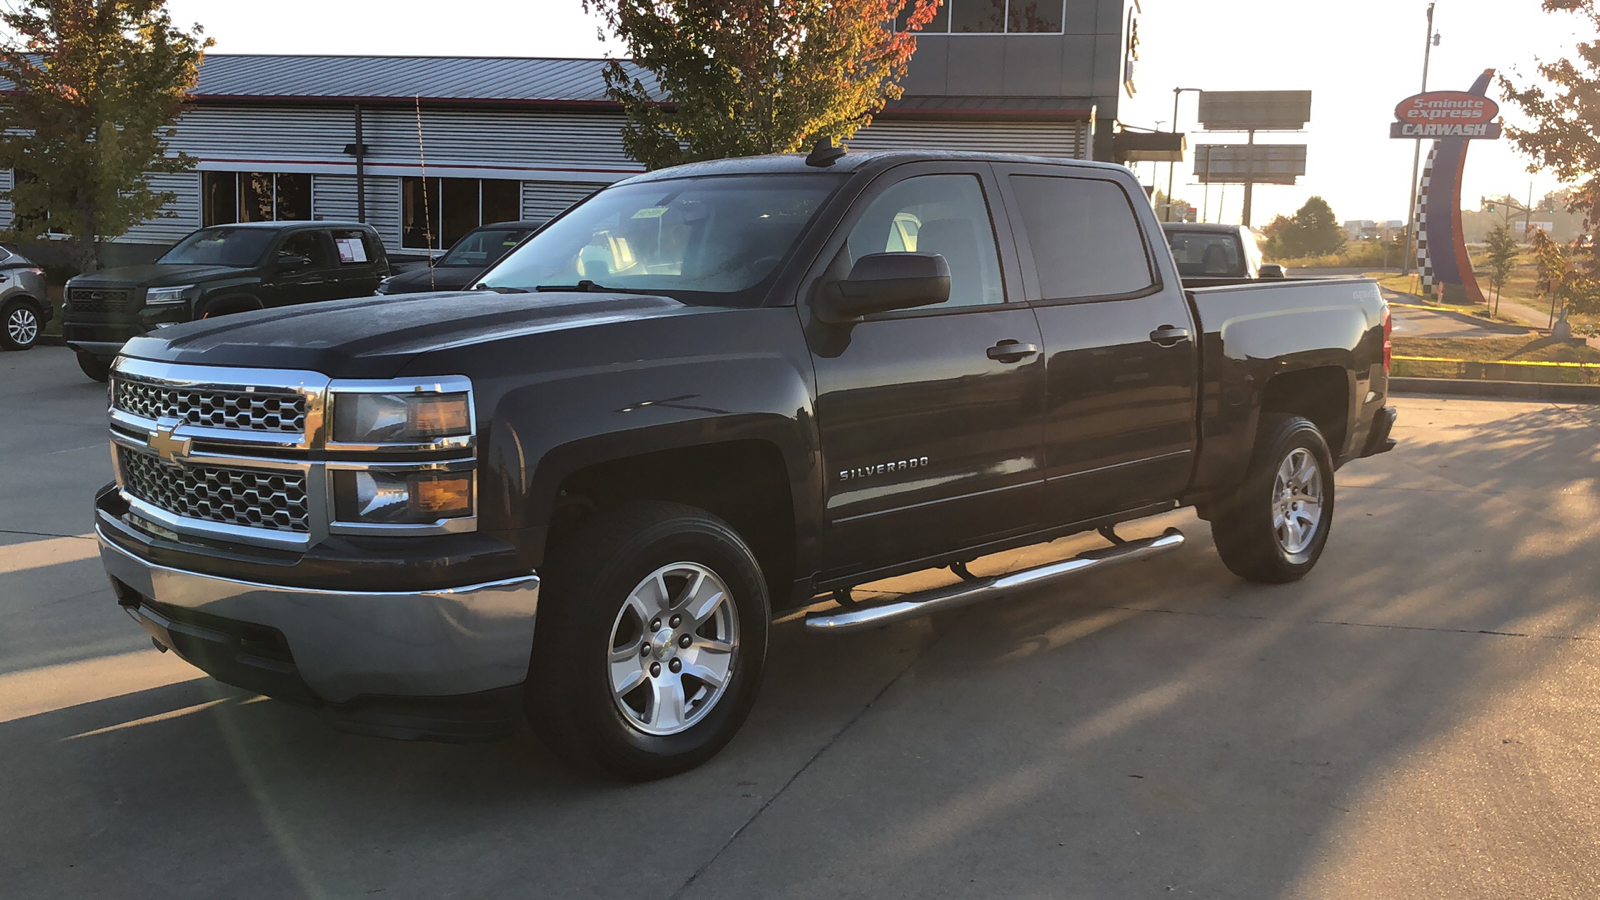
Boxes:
[158,0,1593,224]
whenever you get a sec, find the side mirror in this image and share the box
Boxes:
[1259,263,1288,279]
[819,252,951,322]
[277,254,311,271]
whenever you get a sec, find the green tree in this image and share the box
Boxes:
[1259,213,1293,259]
[1483,222,1520,314]
[1500,1,1600,273]
[0,0,209,269]
[1529,226,1573,323]
[583,0,939,170]
[0,0,209,272]
[1280,196,1346,258]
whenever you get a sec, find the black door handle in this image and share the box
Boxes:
[1149,326,1192,347]
[987,340,1040,362]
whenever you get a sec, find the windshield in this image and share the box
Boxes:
[159,228,277,267]
[1166,231,1244,277]
[439,228,533,268]
[480,174,843,303]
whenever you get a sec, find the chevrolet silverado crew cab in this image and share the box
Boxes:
[94,149,1396,779]
[63,221,389,382]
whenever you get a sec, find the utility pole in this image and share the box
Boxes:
[1403,3,1438,275]
[1526,182,1534,237]
[1242,129,1257,227]
[1166,87,1202,221]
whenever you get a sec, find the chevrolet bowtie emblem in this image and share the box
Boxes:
[149,418,192,466]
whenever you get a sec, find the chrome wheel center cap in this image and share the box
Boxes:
[650,628,676,661]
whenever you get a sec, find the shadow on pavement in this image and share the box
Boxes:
[1,396,1596,898]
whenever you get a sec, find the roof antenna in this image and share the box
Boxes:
[806,137,846,168]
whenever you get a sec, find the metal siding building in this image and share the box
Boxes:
[1,1,1138,255]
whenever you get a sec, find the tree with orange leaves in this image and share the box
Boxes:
[0,1,209,271]
[1501,0,1600,276]
[584,0,941,170]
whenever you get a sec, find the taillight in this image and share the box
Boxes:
[1382,305,1393,374]
[27,268,43,276]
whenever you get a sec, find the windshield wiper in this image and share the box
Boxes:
[475,284,530,293]
[534,280,659,295]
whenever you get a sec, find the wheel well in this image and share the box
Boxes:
[199,294,263,318]
[2,294,43,313]
[548,440,797,605]
[1260,367,1349,455]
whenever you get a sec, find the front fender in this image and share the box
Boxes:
[404,307,823,574]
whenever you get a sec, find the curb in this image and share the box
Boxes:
[1390,376,1600,403]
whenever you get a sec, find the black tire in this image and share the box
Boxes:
[526,501,770,780]
[1211,414,1335,584]
[76,351,112,383]
[1,299,41,350]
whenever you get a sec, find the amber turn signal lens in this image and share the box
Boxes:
[412,473,473,517]
[407,395,471,438]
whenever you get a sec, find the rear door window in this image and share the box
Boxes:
[330,229,375,265]
[1008,175,1155,301]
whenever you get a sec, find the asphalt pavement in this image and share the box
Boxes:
[3,345,1599,899]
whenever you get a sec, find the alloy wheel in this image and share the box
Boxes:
[6,306,38,347]
[607,562,740,737]
[1272,447,1324,556]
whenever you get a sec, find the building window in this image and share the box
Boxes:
[402,177,521,250]
[898,0,1064,34]
[203,172,312,226]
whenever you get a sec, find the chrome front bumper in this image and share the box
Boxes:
[98,532,540,704]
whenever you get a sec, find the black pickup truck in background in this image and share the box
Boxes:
[1162,222,1290,286]
[94,149,1396,779]
[62,221,389,382]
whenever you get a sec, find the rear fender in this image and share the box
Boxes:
[1187,283,1386,501]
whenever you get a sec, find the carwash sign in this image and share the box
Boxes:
[1402,70,1503,307]
[1389,91,1502,139]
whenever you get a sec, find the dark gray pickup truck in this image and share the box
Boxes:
[94,149,1396,779]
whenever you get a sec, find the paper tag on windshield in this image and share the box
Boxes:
[632,207,668,219]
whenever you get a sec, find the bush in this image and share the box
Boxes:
[1271,240,1402,269]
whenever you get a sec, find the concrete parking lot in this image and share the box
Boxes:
[3,344,1599,899]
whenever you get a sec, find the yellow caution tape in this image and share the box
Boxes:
[1392,355,1600,369]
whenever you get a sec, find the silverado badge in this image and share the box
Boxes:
[839,457,929,483]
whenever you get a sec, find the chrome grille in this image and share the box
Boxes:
[113,378,307,434]
[118,447,310,533]
[69,287,131,314]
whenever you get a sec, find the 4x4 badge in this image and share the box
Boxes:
[149,418,192,466]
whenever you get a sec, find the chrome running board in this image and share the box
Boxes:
[804,528,1185,634]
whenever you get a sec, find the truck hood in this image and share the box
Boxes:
[379,265,484,295]
[72,264,250,288]
[119,290,714,378]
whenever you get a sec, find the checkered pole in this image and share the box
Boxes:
[1414,145,1438,296]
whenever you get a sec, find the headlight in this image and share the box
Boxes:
[144,285,195,305]
[375,277,394,295]
[332,391,471,444]
[332,469,474,525]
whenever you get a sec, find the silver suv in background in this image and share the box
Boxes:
[0,244,50,351]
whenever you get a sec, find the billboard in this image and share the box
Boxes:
[1197,91,1312,132]
[1193,144,1308,185]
